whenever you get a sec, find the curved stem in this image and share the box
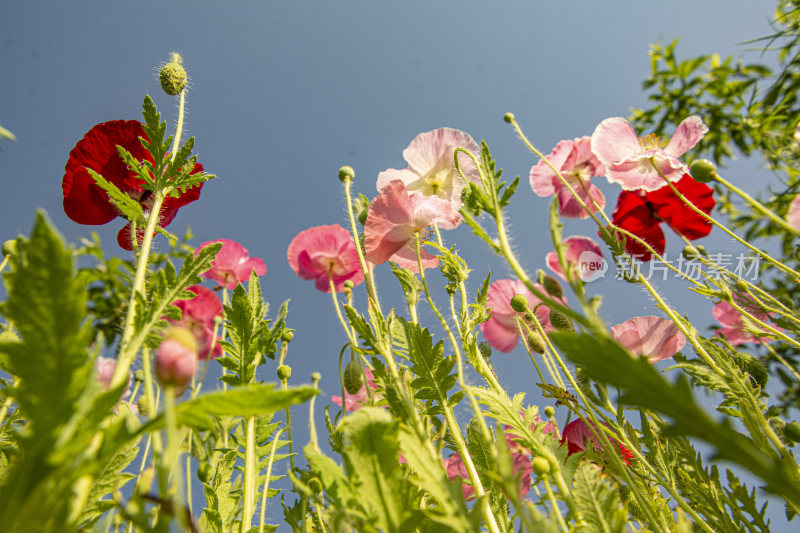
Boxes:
[342,178,381,313]
[329,272,357,346]
[713,172,800,236]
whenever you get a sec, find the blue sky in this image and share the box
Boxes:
[1,0,790,529]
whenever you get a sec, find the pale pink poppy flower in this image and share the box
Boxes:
[287,224,364,293]
[332,368,379,412]
[530,137,606,218]
[155,330,198,395]
[480,279,556,353]
[712,300,776,345]
[376,127,480,214]
[169,285,223,360]
[787,194,800,230]
[446,451,532,500]
[591,116,708,192]
[364,180,460,272]
[546,236,605,282]
[196,239,266,290]
[610,316,685,362]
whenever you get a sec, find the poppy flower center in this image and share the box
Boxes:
[639,133,665,151]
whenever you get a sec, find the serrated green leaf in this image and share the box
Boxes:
[572,462,628,533]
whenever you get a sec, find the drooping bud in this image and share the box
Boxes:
[308,477,323,494]
[159,53,187,96]
[689,159,717,183]
[784,421,800,443]
[682,244,701,260]
[526,333,546,354]
[503,112,516,124]
[134,369,145,383]
[1,239,17,257]
[544,405,555,419]
[735,279,748,292]
[155,327,198,394]
[532,457,550,477]
[478,341,492,359]
[311,372,322,383]
[338,165,355,183]
[277,364,292,382]
[343,280,355,290]
[281,330,294,343]
[510,294,529,313]
[343,360,363,395]
[549,309,573,331]
[542,275,563,299]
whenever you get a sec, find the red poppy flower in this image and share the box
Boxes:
[609,174,714,261]
[62,120,203,250]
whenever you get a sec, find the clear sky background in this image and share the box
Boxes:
[1,0,792,530]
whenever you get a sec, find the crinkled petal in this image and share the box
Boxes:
[610,316,686,362]
[403,127,480,183]
[590,117,642,165]
[556,182,606,218]
[605,154,687,192]
[569,136,606,177]
[610,191,665,261]
[547,236,604,281]
[364,181,416,265]
[376,168,422,193]
[664,116,708,158]
[648,175,714,240]
[388,240,439,273]
[529,139,574,197]
[288,224,363,293]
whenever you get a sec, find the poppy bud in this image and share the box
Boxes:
[343,361,363,395]
[277,364,292,382]
[503,112,515,124]
[311,372,322,383]
[281,330,294,343]
[344,280,355,290]
[735,279,748,292]
[549,309,573,331]
[689,159,717,183]
[784,421,800,443]
[532,457,550,477]
[338,165,355,183]
[526,333,546,354]
[510,294,529,313]
[542,275,563,298]
[544,405,555,419]
[159,53,187,96]
[308,477,323,494]
[682,245,701,260]
[137,395,148,414]
[1,239,17,257]
[155,327,198,394]
[478,341,492,359]
[133,369,145,383]
[731,352,768,388]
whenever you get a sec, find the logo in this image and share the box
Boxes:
[577,251,607,282]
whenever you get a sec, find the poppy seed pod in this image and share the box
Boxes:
[532,457,551,477]
[542,275,563,298]
[689,159,717,183]
[338,165,355,183]
[277,364,292,382]
[159,53,187,96]
[343,361,364,395]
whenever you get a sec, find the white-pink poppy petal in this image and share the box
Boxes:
[376,168,422,193]
[664,116,709,158]
[590,118,642,165]
[546,236,604,281]
[787,193,800,231]
[556,182,606,218]
[403,127,480,181]
[712,301,774,345]
[610,316,685,362]
[605,155,686,192]
[529,139,575,197]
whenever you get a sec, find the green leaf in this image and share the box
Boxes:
[86,169,146,222]
[572,462,628,533]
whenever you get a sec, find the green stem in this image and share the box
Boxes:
[163,386,186,529]
[543,478,568,533]
[713,172,800,236]
[342,178,381,313]
[171,90,185,164]
[329,272,357,346]
[280,377,295,470]
[242,415,257,532]
[259,429,284,533]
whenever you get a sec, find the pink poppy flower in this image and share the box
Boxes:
[376,127,480,214]
[364,180,460,272]
[530,137,606,218]
[195,239,266,290]
[169,285,223,360]
[96,356,132,401]
[610,316,686,362]
[332,367,378,412]
[446,451,532,500]
[591,116,708,192]
[712,300,776,345]
[504,414,555,453]
[287,224,364,293]
[480,279,557,353]
[787,194,800,230]
[155,328,198,395]
[546,236,605,282]
[562,419,634,465]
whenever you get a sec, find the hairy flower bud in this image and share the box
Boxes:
[526,333,546,354]
[308,477,323,493]
[1,239,17,257]
[311,372,322,383]
[784,421,800,443]
[281,330,294,343]
[159,53,187,96]
[338,165,355,183]
[544,405,555,419]
[343,360,364,395]
[532,457,550,476]
[689,159,717,183]
[542,275,563,299]
[277,364,292,382]
[343,280,355,290]
[155,327,198,394]
[549,309,573,331]
[503,112,515,124]
[510,294,529,313]
[682,244,701,260]
[731,352,768,388]
[478,341,492,359]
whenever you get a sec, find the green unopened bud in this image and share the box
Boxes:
[732,352,768,388]
[137,395,148,414]
[277,365,292,382]
[159,53,187,96]
[133,369,145,382]
[308,477,323,494]
[343,280,355,290]
[784,421,800,443]
[1,239,17,257]
[311,372,322,383]
[697,245,707,255]
[690,159,717,183]
[503,112,515,124]
[510,294,529,313]
[682,245,701,260]
[281,331,294,343]
[542,275,563,299]
[544,405,555,419]
[735,279,748,292]
[532,457,551,476]
[526,333,546,354]
[549,309,573,331]
[338,165,355,183]
[478,341,492,359]
[343,361,363,395]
